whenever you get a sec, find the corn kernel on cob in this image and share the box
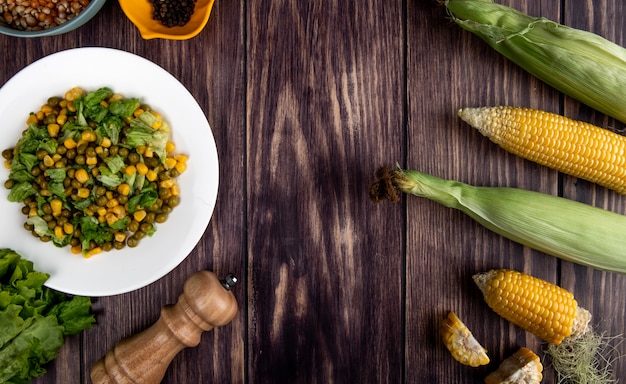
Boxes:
[459,106,626,195]
[473,269,590,345]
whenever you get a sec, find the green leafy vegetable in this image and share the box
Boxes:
[0,249,95,383]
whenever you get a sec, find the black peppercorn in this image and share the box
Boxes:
[150,0,198,28]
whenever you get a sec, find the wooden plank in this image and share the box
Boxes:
[406,1,561,382]
[246,0,405,382]
[560,0,626,381]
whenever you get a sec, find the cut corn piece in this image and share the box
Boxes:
[473,269,591,345]
[459,106,626,195]
[484,347,543,384]
[440,311,490,367]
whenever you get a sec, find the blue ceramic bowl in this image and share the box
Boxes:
[0,0,106,38]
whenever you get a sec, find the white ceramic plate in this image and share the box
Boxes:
[0,47,219,296]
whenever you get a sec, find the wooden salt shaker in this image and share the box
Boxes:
[90,271,239,384]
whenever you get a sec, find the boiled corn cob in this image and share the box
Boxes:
[473,269,591,345]
[458,106,626,195]
[443,0,626,124]
[484,347,543,384]
[440,311,490,367]
[370,166,626,274]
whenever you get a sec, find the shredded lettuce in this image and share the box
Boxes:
[0,249,94,382]
[126,111,171,163]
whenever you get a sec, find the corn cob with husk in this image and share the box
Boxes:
[458,106,626,195]
[442,0,626,124]
[440,311,490,367]
[474,269,616,383]
[369,166,626,274]
[485,347,543,384]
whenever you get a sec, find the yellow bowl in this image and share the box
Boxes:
[118,0,215,40]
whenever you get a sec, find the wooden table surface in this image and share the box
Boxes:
[2,0,626,382]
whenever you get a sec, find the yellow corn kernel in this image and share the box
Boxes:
[81,130,97,142]
[63,222,74,235]
[47,123,60,137]
[26,114,38,125]
[91,167,100,177]
[136,145,146,155]
[114,231,126,242]
[28,207,38,217]
[86,156,98,166]
[74,168,89,184]
[170,184,180,196]
[97,207,107,217]
[144,147,154,158]
[146,170,158,181]
[485,347,543,384]
[117,183,131,196]
[151,111,161,119]
[98,215,106,223]
[50,199,63,217]
[111,205,126,219]
[56,113,67,126]
[136,162,149,175]
[165,141,176,154]
[109,93,124,103]
[105,212,118,226]
[165,157,177,170]
[66,102,77,113]
[151,119,163,129]
[64,87,84,101]
[174,161,187,174]
[64,137,77,149]
[71,244,82,254]
[52,153,61,162]
[124,165,137,176]
[42,155,54,167]
[4,159,11,169]
[100,137,112,148]
[99,100,109,108]
[35,111,45,121]
[54,226,64,239]
[106,198,119,208]
[440,311,489,367]
[160,179,176,189]
[473,269,591,345]
[133,210,147,222]
[174,154,188,163]
[76,188,90,199]
[40,104,53,114]
[84,247,102,258]
[106,191,114,200]
[95,146,105,156]
[59,100,68,108]
[133,108,144,118]
[458,106,626,195]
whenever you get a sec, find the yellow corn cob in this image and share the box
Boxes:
[473,269,591,345]
[484,347,543,384]
[440,311,490,367]
[458,106,626,195]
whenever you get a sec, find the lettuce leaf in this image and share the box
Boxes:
[0,249,94,382]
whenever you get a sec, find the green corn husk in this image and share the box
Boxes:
[442,0,626,124]
[369,166,626,274]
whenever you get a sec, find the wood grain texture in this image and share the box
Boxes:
[0,0,625,383]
